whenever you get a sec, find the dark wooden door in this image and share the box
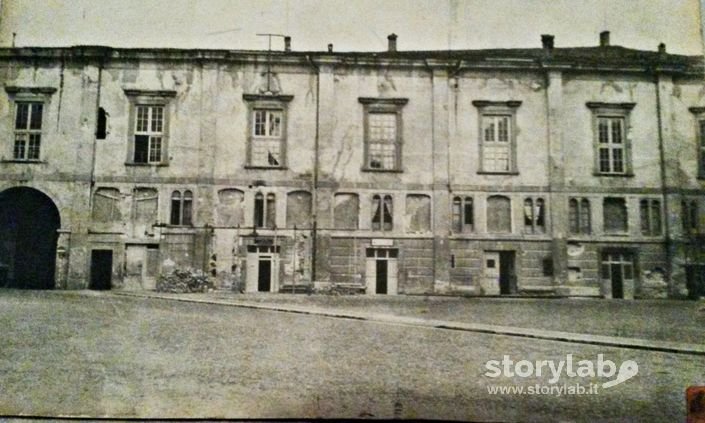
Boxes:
[90,250,112,290]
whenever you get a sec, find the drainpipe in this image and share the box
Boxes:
[654,72,673,292]
[306,55,321,284]
[423,59,437,292]
[88,53,105,213]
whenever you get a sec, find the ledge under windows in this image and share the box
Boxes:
[244,165,288,170]
[362,167,403,173]
[477,170,520,176]
[593,172,635,178]
[1,159,46,164]
[124,162,169,167]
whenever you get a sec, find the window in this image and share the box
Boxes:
[587,102,635,176]
[372,194,393,231]
[569,198,591,235]
[5,86,56,162]
[243,94,292,168]
[487,195,511,233]
[688,108,705,178]
[359,98,408,171]
[523,197,545,234]
[286,191,312,228]
[405,194,431,233]
[473,101,521,173]
[603,197,628,233]
[124,89,175,165]
[170,190,193,226]
[452,196,474,233]
[13,102,43,160]
[682,199,698,234]
[92,188,122,222]
[334,193,359,230]
[639,199,662,236]
[254,193,276,229]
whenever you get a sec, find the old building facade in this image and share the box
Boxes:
[0,32,704,298]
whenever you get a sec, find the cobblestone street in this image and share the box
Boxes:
[0,290,703,421]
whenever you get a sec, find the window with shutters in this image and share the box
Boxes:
[523,197,545,234]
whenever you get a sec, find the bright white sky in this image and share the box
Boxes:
[0,0,703,55]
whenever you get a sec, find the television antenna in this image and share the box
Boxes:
[256,33,288,94]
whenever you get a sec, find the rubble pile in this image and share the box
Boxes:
[156,268,214,293]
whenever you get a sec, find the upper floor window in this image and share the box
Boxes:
[603,197,628,234]
[372,194,393,231]
[124,89,176,165]
[569,198,591,235]
[170,190,193,226]
[405,194,431,233]
[254,192,276,229]
[243,94,293,168]
[452,196,474,233]
[682,199,698,234]
[587,102,635,176]
[359,98,408,172]
[14,102,44,160]
[5,86,56,162]
[639,198,662,236]
[523,197,545,234]
[487,195,512,233]
[688,108,705,178]
[473,101,521,174]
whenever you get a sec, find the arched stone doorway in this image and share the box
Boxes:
[0,187,61,289]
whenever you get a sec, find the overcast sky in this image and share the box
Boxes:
[0,0,703,55]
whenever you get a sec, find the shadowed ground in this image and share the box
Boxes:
[0,290,702,420]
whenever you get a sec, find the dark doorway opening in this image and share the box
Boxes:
[258,259,271,292]
[90,250,113,290]
[685,265,705,300]
[499,251,516,295]
[610,266,624,299]
[601,252,633,299]
[376,260,388,294]
[0,187,60,289]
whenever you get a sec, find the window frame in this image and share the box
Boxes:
[243,94,293,169]
[4,86,56,163]
[124,89,176,166]
[523,197,546,234]
[472,100,521,174]
[486,195,513,234]
[254,192,277,229]
[359,97,408,172]
[639,198,662,236]
[688,107,705,179]
[568,197,592,235]
[452,196,474,233]
[682,198,699,235]
[169,189,193,226]
[371,194,394,232]
[586,102,635,177]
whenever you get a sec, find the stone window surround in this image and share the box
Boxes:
[124,89,176,167]
[359,97,408,173]
[3,86,56,163]
[473,100,522,175]
[243,94,293,170]
[587,102,636,177]
[688,106,705,179]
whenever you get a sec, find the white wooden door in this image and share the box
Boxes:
[246,252,258,292]
[481,252,501,295]
[365,257,376,294]
[387,258,398,295]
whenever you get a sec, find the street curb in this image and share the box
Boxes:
[110,291,705,356]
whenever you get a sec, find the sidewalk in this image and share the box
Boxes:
[111,291,705,356]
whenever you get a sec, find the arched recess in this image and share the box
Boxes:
[0,187,61,289]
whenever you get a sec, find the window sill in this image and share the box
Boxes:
[245,165,288,170]
[125,162,169,167]
[603,231,630,236]
[592,172,634,178]
[477,170,519,176]
[362,168,403,173]
[1,159,45,164]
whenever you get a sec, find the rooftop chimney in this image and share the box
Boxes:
[387,33,397,52]
[328,43,333,52]
[541,34,554,50]
[284,36,291,52]
[600,31,610,47]
[658,42,666,54]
